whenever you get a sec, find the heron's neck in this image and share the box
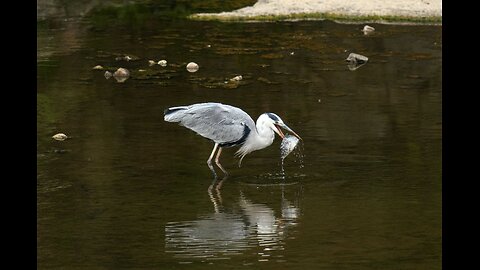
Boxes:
[235,117,275,164]
[251,120,275,151]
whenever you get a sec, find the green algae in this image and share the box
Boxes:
[189,12,442,25]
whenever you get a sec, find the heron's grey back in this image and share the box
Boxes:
[164,103,255,146]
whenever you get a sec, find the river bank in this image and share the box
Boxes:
[190,0,442,24]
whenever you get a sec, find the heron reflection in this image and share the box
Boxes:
[164,178,302,261]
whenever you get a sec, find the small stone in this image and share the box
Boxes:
[186,62,199,73]
[346,53,368,64]
[104,71,112,79]
[92,65,104,70]
[52,133,68,141]
[113,68,130,77]
[158,60,167,67]
[230,75,243,82]
[148,60,156,66]
[362,25,375,34]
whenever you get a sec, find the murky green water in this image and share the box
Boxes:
[37,3,441,269]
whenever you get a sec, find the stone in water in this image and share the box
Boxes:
[280,135,300,159]
[111,68,130,82]
[230,75,242,82]
[52,133,68,141]
[113,67,130,77]
[186,62,199,73]
[104,71,112,79]
[346,53,368,65]
[158,60,167,66]
[362,25,375,34]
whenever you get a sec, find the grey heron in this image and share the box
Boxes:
[164,102,301,177]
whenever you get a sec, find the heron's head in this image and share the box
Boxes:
[261,113,302,140]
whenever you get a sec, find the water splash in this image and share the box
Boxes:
[293,140,305,169]
[279,135,304,176]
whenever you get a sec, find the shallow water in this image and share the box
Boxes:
[37,4,441,269]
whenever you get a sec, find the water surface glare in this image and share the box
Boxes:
[37,11,441,269]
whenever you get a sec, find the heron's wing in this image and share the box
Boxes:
[164,103,255,145]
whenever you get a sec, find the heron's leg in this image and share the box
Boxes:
[207,143,219,178]
[215,147,229,176]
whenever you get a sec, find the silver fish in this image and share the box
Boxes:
[280,135,300,159]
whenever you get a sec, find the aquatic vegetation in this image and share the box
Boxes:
[189,12,442,25]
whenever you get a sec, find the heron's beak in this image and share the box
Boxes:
[273,124,285,139]
[276,123,302,140]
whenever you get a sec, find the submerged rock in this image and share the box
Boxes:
[92,65,104,70]
[186,62,199,73]
[115,55,134,61]
[257,77,280,84]
[158,60,167,66]
[347,63,366,71]
[148,60,156,66]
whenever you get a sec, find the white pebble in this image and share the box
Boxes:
[158,60,167,67]
[230,75,243,81]
[113,67,130,77]
[346,53,368,64]
[52,133,68,141]
[186,62,199,73]
[362,25,375,34]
